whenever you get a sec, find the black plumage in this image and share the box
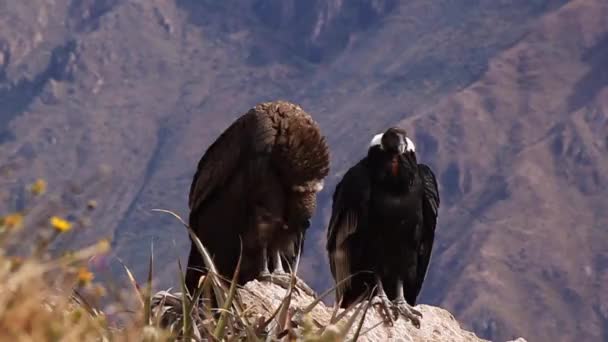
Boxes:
[185,100,330,294]
[326,127,440,327]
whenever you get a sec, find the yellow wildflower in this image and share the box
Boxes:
[77,267,94,285]
[30,179,47,196]
[97,239,110,253]
[0,212,24,229]
[50,216,72,232]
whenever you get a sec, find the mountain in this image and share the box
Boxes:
[1,1,606,341]
[399,1,608,340]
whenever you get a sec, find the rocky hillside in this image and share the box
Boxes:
[400,1,608,340]
[1,1,607,341]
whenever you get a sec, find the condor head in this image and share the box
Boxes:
[370,127,415,154]
[369,127,417,178]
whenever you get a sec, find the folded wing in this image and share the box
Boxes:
[407,163,440,304]
[188,111,276,212]
[326,160,371,303]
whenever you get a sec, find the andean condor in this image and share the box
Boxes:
[326,127,440,327]
[185,100,330,295]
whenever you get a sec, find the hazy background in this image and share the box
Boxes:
[1,1,607,341]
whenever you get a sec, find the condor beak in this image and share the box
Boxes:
[398,136,406,154]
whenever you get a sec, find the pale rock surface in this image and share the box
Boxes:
[239,280,527,342]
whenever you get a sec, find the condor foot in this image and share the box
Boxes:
[370,295,395,326]
[392,299,422,328]
[258,272,316,297]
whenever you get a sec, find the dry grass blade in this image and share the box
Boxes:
[213,240,243,340]
[117,257,145,308]
[150,209,216,272]
[209,271,229,314]
[177,259,195,340]
[243,321,261,342]
[153,292,169,328]
[151,208,228,309]
[195,274,214,320]
[348,295,373,342]
[189,272,209,315]
[274,284,295,338]
[352,321,384,340]
[317,298,342,335]
[328,298,342,324]
[301,272,364,316]
[143,243,154,325]
[261,270,298,338]
[274,250,301,338]
[337,298,368,340]
[333,285,375,323]
[292,233,305,275]
[71,289,100,318]
[257,297,283,335]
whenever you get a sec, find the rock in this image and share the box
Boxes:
[154,279,528,342]
[240,280,486,342]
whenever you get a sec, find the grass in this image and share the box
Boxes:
[0,180,374,341]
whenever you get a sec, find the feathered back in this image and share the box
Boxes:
[255,101,330,186]
[189,100,329,212]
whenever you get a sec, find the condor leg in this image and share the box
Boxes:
[393,278,422,328]
[260,250,315,296]
[272,250,286,274]
[258,245,271,278]
[370,275,395,325]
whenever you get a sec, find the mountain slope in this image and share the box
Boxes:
[400,1,608,340]
[1,1,606,341]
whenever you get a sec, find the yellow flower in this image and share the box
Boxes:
[1,212,24,229]
[50,216,72,232]
[77,267,94,285]
[30,179,47,196]
[97,239,110,253]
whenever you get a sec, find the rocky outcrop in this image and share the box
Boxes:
[242,281,489,341]
[155,280,527,342]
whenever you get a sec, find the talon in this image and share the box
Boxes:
[271,270,289,278]
[370,295,394,326]
[392,299,422,328]
[258,272,316,297]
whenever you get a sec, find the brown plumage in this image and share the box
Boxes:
[185,100,330,294]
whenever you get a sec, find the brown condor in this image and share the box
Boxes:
[185,101,330,295]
